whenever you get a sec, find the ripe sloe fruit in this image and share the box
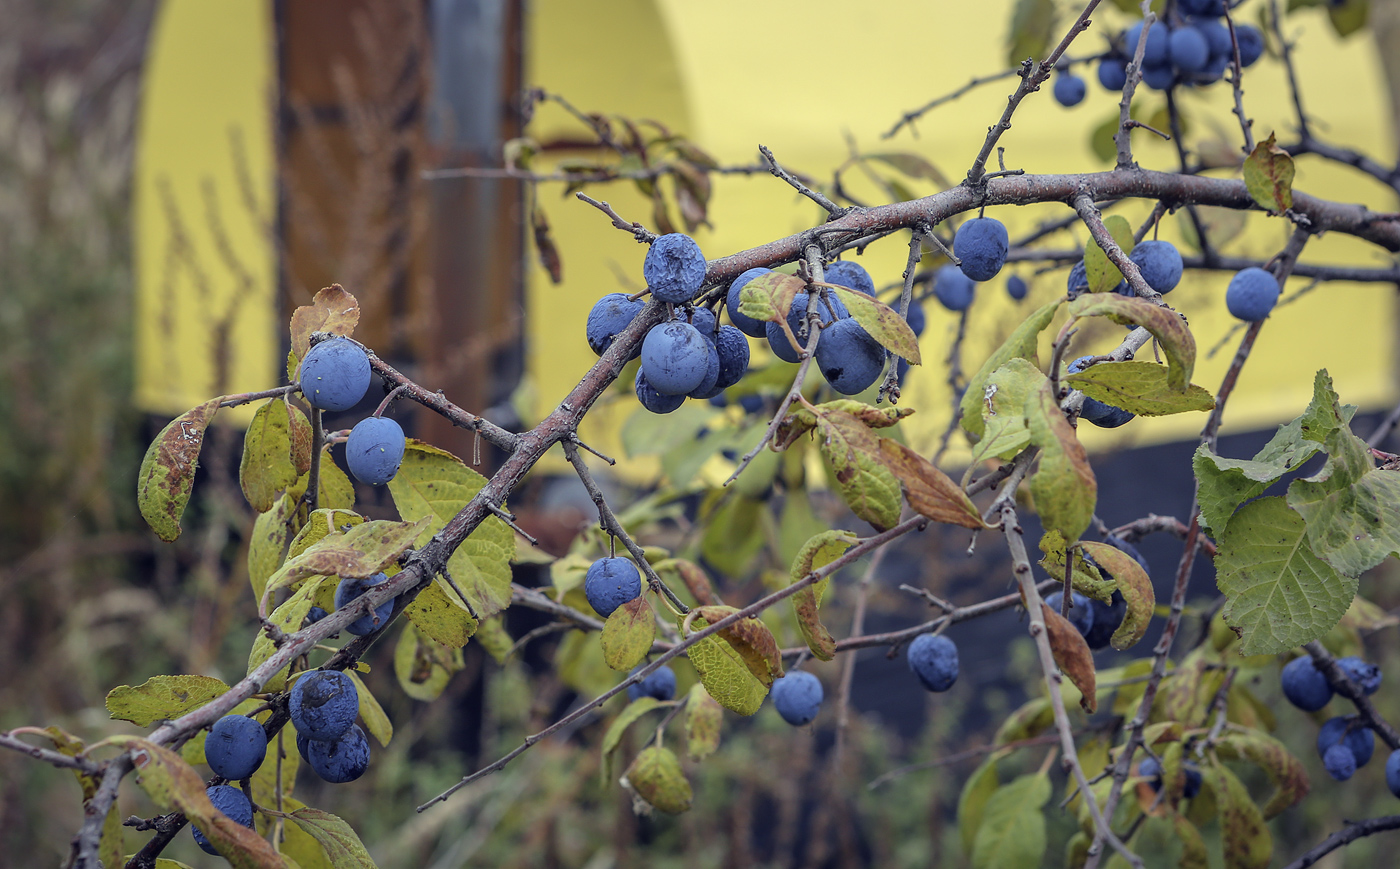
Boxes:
[289,670,359,740]
[771,671,823,725]
[299,337,371,412]
[687,340,722,399]
[933,264,976,311]
[1323,742,1358,781]
[1386,749,1400,797]
[765,295,836,363]
[1098,57,1127,91]
[714,325,751,389]
[1281,655,1333,711]
[1128,240,1183,293]
[1007,274,1028,301]
[1043,591,1095,638]
[905,298,926,336]
[907,633,959,692]
[192,784,255,855]
[825,260,875,296]
[1337,656,1382,695]
[644,233,706,304]
[952,217,1009,281]
[689,306,718,341]
[641,321,711,394]
[346,416,406,485]
[635,369,686,414]
[584,556,642,618]
[335,572,395,635]
[726,268,773,337]
[1125,21,1170,66]
[1318,716,1375,769]
[1084,591,1127,650]
[586,293,644,356]
[1141,63,1177,91]
[1169,26,1210,73]
[1235,25,1264,67]
[627,664,677,702]
[204,714,267,781]
[305,723,370,783]
[1053,72,1087,107]
[816,319,885,395]
[1226,267,1279,321]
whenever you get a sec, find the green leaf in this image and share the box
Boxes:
[1216,497,1357,655]
[738,271,804,324]
[261,519,428,612]
[1066,361,1215,416]
[402,576,479,649]
[137,398,221,542]
[829,285,921,363]
[100,801,125,869]
[970,358,1044,464]
[393,622,462,701]
[602,696,663,778]
[700,494,767,577]
[1078,541,1154,649]
[687,625,769,716]
[240,399,299,513]
[1327,0,1369,37]
[1243,132,1295,213]
[106,675,229,727]
[961,300,1061,441]
[684,683,723,761]
[249,729,299,830]
[1066,294,1195,390]
[602,595,656,671]
[1208,762,1273,869]
[1084,214,1135,294]
[111,736,286,868]
[788,531,856,661]
[346,670,392,747]
[287,509,365,561]
[285,807,377,869]
[814,409,902,531]
[248,577,327,692]
[1005,0,1058,65]
[318,458,356,510]
[1026,379,1096,543]
[626,746,692,814]
[387,440,515,618]
[1216,729,1310,819]
[691,606,784,688]
[958,756,1003,856]
[971,772,1050,869]
[993,698,1053,745]
[249,494,298,604]
[255,797,330,869]
[475,614,513,664]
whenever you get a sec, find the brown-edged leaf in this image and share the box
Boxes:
[137,398,221,541]
[692,605,783,687]
[1208,762,1273,869]
[602,595,656,671]
[673,559,717,606]
[814,409,902,531]
[878,439,983,528]
[1042,603,1097,712]
[829,285,921,363]
[285,807,375,869]
[289,285,360,365]
[1066,361,1216,416]
[626,746,692,814]
[1243,132,1295,214]
[1078,540,1155,649]
[1216,729,1310,819]
[289,404,313,476]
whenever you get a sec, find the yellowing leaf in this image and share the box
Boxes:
[285,807,376,869]
[737,271,804,324]
[971,358,1045,464]
[961,300,1061,441]
[1084,214,1135,294]
[878,439,983,528]
[289,284,360,364]
[1066,294,1196,390]
[1025,380,1096,543]
[814,409,902,531]
[1066,361,1215,416]
[1243,132,1295,214]
[788,531,855,662]
[403,577,479,649]
[248,578,327,692]
[626,746,692,814]
[684,684,723,761]
[971,772,1049,869]
[240,399,298,513]
[601,596,656,671]
[1078,541,1154,649]
[393,622,463,701]
[687,624,768,716]
[346,670,393,747]
[137,398,221,542]
[691,606,784,687]
[1042,603,1097,712]
[1208,763,1273,869]
[829,285,921,363]
[106,675,230,727]
[249,494,298,604]
[261,519,428,614]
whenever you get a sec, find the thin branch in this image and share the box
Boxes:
[1280,815,1400,869]
[1268,0,1311,142]
[0,732,107,775]
[1221,2,1256,155]
[1071,194,1161,301]
[574,192,658,243]
[879,228,926,403]
[368,354,519,451]
[1114,4,1156,169]
[1303,641,1400,750]
[760,145,844,218]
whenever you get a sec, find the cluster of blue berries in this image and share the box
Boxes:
[1042,536,1142,648]
[1087,5,1264,102]
[1138,756,1203,799]
[290,670,371,784]
[1066,239,1184,300]
[298,337,406,486]
[1280,653,1400,792]
[192,714,268,853]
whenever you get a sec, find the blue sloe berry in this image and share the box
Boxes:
[290,670,359,741]
[305,723,370,783]
[1128,240,1183,293]
[584,556,642,618]
[1141,63,1177,91]
[1125,21,1170,66]
[335,572,395,635]
[644,233,706,304]
[765,295,837,363]
[1318,716,1375,769]
[1194,18,1232,59]
[1337,656,1382,695]
[191,784,254,855]
[687,340,722,399]
[1179,0,1225,13]
[586,293,644,356]
[204,714,268,782]
[346,416,406,486]
[1235,25,1264,67]
[1044,591,1095,638]
[627,664,677,702]
[905,298,926,336]
[907,633,959,692]
[641,321,711,395]
[635,369,686,414]
[1281,655,1334,711]
[1097,57,1128,91]
[714,325,751,389]
[726,268,773,337]
[816,319,886,395]
[1386,749,1400,797]
[1053,72,1087,107]
[1084,591,1127,650]
[305,606,329,627]
[1007,274,1029,301]
[771,671,823,726]
[299,337,371,412]
[825,260,875,296]
[1226,267,1279,321]
[1067,260,1089,296]
[952,217,1009,281]
[933,264,976,311]
[1138,756,1162,781]
[689,306,718,341]
[1323,742,1358,781]
[1169,26,1211,73]
[738,394,765,415]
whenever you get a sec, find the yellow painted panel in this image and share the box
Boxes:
[134,0,277,425]
[526,1,1394,474]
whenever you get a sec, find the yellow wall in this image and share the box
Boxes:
[526,0,1397,470]
[134,0,277,425]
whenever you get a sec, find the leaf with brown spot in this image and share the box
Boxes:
[1067,294,1195,390]
[627,746,692,814]
[240,399,298,513]
[1025,379,1097,543]
[1041,603,1097,712]
[814,409,903,531]
[601,595,656,671]
[693,605,784,687]
[1208,761,1273,869]
[684,683,723,761]
[1243,132,1295,214]
[137,398,221,541]
[877,439,984,528]
[106,675,230,727]
[818,399,915,429]
[829,285,921,363]
[1078,541,1155,649]
[1216,730,1310,819]
[289,284,360,364]
[260,517,431,615]
[288,404,313,476]
[673,559,717,606]
[738,271,804,324]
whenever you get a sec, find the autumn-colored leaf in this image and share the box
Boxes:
[877,439,984,528]
[1042,603,1097,712]
[289,284,360,365]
